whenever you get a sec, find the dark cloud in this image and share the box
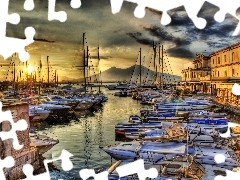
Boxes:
[167,47,195,58]
[194,2,239,38]
[143,26,191,46]
[167,6,196,27]
[126,32,153,46]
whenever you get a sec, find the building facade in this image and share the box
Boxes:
[181,42,240,108]
[210,42,240,107]
[181,54,211,93]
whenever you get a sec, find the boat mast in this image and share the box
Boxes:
[47,56,49,87]
[139,48,141,87]
[98,45,101,92]
[13,61,16,92]
[86,45,89,92]
[54,70,57,86]
[82,33,87,94]
[153,41,157,83]
[161,45,164,91]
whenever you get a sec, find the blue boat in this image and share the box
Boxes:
[190,118,230,125]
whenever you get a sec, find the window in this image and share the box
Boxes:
[212,59,214,64]
[232,52,235,62]
[224,70,227,77]
[224,55,226,62]
[232,69,235,76]
[218,71,220,77]
[218,57,220,64]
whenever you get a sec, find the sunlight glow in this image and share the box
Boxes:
[27,64,34,74]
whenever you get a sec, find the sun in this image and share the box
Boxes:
[27,64,34,74]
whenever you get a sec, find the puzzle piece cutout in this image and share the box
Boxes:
[207,0,240,36]
[232,83,240,95]
[0,101,28,150]
[22,149,73,180]
[24,0,35,11]
[219,122,240,138]
[80,159,157,180]
[215,170,240,180]
[79,169,109,180]
[214,153,240,179]
[0,0,82,62]
[0,0,35,62]
[110,0,207,28]
[110,0,240,35]
[116,159,158,180]
[0,156,15,180]
[48,0,82,22]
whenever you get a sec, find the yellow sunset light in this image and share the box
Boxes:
[27,64,34,74]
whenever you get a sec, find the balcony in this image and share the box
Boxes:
[199,75,211,81]
[211,77,240,82]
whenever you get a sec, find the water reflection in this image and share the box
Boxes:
[83,118,92,167]
[34,88,143,179]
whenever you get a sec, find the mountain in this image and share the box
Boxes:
[88,65,182,83]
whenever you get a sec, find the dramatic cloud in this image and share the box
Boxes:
[1,0,240,81]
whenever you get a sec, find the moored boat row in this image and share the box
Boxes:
[98,87,240,179]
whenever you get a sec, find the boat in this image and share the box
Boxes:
[189,110,228,118]
[106,155,205,180]
[100,141,190,161]
[189,118,230,125]
[100,141,240,169]
[29,105,50,122]
[29,133,59,154]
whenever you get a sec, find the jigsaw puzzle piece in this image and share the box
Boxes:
[0,0,35,62]
[0,0,20,37]
[116,159,158,180]
[207,0,240,22]
[110,0,207,27]
[22,149,73,180]
[0,156,14,180]
[48,0,67,22]
[79,169,109,180]
[0,102,28,150]
[206,0,240,35]
[183,0,207,29]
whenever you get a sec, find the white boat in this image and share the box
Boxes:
[106,156,205,180]
[189,110,228,118]
[101,141,240,168]
[29,105,50,122]
[100,141,188,161]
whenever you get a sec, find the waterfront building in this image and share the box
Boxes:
[181,54,211,93]
[210,42,240,108]
[181,42,240,109]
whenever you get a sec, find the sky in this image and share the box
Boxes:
[0,0,240,82]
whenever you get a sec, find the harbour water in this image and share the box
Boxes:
[32,87,147,179]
